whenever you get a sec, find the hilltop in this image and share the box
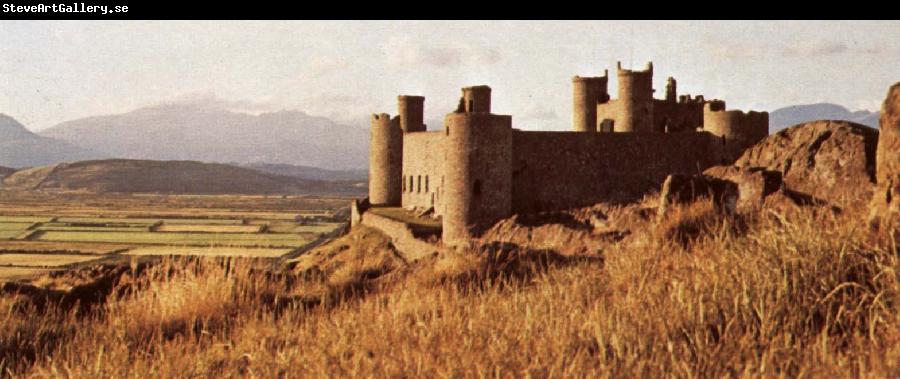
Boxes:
[1,159,365,195]
[770,103,879,131]
[0,114,101,168]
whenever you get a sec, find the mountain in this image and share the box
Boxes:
[39,103,369,170]
[769,103,879,131]
[242,162,368,182]
[0,114,101,168]
[1,159,366,195]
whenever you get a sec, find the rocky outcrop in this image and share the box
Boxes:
[869,83,900,231]
[703,166,783,210]
[657,173,738,218]
[735,120,878,207]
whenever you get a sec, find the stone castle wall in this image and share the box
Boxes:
[401,131,445,214]
[511,130,719,213]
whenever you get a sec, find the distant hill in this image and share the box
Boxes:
[0,166,15,179]
[770,103,879,131]
[0,114,101,168]
[1,159,366,195]
[39,103,369,170]
[242,162,368,182]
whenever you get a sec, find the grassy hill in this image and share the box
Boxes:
[1,159,365,196]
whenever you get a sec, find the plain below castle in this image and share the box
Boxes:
[365,61,769,245]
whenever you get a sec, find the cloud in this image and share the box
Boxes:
[780,40,848,57]
[161,92,278,114]
[383,36,502,68]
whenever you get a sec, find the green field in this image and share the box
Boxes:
[0,192,350,281]
[124,246,293,258]
[0,222,33,231]
[0,216,54,223]
[39,231,315,248]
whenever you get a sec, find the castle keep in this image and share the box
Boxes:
[368,62,769,245]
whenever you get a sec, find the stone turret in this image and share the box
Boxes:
[398,95,425,133]
[443,85,513,246]
[368,113,403,205]
[572,71,610,132]
[665,77,677,103]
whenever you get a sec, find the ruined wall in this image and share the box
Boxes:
[402,131,445,214]
[368,114,403,206]
[511,131,719,213]
[398,95,426,133]
[572,75,609,132]
[652,99,705,133]
[443,113,513,245]
[360,211,440,261]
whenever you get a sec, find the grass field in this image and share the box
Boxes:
[0,240,132,254]
[0,254,103,267]
[0,192,350,280]
[156,224,262,233]
[0,266,53,281]
[38,231,315,247]
[0,222,34,231]
[124,246,293,258]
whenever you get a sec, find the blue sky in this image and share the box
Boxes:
[1,20,898,131]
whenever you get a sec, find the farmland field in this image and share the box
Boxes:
[38,231,315,247]
[0,192,351,281]
[0,254,103,267]
[124,246,293,258]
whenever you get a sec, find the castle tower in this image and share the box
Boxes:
[368,113,403,206]
[665,77,677,103]
[461,85,492,113]
[703,104,769,163]
[443,86,513,245]
[572,71,610,132]
[616,61,654,132]
[398,95,426,133]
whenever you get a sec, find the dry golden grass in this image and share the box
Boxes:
[0,267,54,281]
[0,201,897,377]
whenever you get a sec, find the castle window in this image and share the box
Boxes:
[425,176,429,192]
[409,176,414,192]
[402,176,406,191]
[473,180,483,197]
[417,175,422,193]
[468,100,474,112]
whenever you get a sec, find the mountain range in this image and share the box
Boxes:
[37,102,369,170]
[769,103,878,131]
[0,102,880,174]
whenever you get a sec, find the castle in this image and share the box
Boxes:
[367,62,769,245]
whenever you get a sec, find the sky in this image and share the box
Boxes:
[1,20,898,132]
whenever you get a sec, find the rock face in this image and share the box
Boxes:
[657,173,738,218]
[703,166,783,210]
[869,83,900,231]
[734,120,878,207]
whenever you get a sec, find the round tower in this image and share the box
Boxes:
[442,111,513,246]
[572,73,609,132]
[615,61,654,132]
[368,113,403,206]
[703,104,769,163]
[397,95,425,133]
[461,86,492,113]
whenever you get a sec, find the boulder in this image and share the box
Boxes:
[869,83,900,231]
[657,173,738,218]
[735,120,878,207]
[703,166,783,210]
